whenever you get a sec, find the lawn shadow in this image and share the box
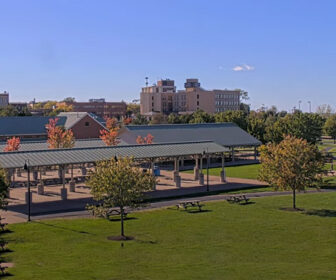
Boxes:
[32,221,94,235]
[186,209,213,214]
[108,217,138,222]
[303,209,336,218]
[0,230,13,235]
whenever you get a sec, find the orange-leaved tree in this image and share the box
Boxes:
[100,117,120,146]
[136,133,154,144]
[3,137,20,152]
[46,118,75,149]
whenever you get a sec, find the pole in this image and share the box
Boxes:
[27,167,31,222]
[206,154,209,192]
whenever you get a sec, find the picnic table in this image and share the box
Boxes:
[0,240,8,251]
[226,195,250,204]
[106,209,128,219]
[0,264,8,275]
[176,200,204,211]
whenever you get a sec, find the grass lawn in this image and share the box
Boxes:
[3,193,336,280]
[184,164,261,180]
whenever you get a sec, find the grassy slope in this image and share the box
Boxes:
[3,193,336,280]
[184,164,261,180]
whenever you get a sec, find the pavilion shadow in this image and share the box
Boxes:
[303,209,336,218]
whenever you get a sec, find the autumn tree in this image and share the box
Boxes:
[100,117,120,146]
[259,135,324,209]
[45,118,75,149]
[324,115,336,144]
[3,137,20,152]
[87,157,156,239]
[136,133,154,144]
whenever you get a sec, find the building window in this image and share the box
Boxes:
[197,94,199,99]
[197,101,199,106]
[85,122,90,127]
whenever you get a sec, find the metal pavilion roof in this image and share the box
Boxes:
[0,138,128,152]
[0,141,228,169]
[123,123,261,147]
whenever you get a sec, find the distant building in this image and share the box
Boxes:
[0,112,106,141]
[9,102,28,113]
[0,91,9,108]
[68,100,127,119]
[140,79,242,116]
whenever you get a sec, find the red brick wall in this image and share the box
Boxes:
[70,115,105,139]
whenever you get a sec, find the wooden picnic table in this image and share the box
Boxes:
[176,200,204,211]
[226,195,250,204]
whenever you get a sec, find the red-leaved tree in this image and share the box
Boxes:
[100,117,120,146]
[3,137,20,152]
[46,118,75,149]
[136,133,154,144]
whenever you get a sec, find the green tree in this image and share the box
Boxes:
[0,105,19,116]
[189,110,214,123]
[131,114,149,125]
[214,110,247,130]
[87,157,156,238]
[0,168,10,212]
[266,112,324,144]
[324,115,336,143]
[247,113,267,143]
[259,136,324,209]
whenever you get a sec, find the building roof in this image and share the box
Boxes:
[0,138,128,152]
[0,113,105,137]
[124,123,261,147]
[0,141,227,169]
[0,116,67,137]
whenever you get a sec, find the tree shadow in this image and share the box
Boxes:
[32,221,93,235]
[303,209,336,218]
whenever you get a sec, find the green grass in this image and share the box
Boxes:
[184,164,261,180]
[3,193,336,280]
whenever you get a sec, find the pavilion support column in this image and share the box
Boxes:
[220,153,226,183]
[231,147,235,162]
[37,167,44,195]
[151,159,157,190]
[69,164,76,192]
[16,168,21,177]
[194,155,199,180]
[199,156,204,185]
[254,146,258,161]
[60,165,67,200]
[173,157,179,182]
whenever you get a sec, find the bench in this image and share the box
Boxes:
[0,240,8,251]
[176,201,204,211]
[106,209,128,219]
[226,195,250,204]
[0,223,8,231]
[0,265,8,275]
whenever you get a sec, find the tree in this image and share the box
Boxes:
[316,104,334,118]
[324,115,336,143]
[189,110,214,123]
[100,117,120,146]
[62,97,76,103]
[0,105,20,117]
[0,168,9,212]
[136,134,154,144]
[126,103,140,117]
[87,157,156,238]
[3,137,20,152]
[214,110,247,130]
[45,118,75,149]
[259,136,324,209]
[247,114,267,143]
[131,114,149,125]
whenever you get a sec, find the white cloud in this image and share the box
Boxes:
[232,64,255,72]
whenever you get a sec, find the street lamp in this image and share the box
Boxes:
[23,159,31,222]
[308,101,311,113]
[203,149,209,192]
[298,100,302,111]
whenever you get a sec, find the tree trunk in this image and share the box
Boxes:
[292,188,296,209]
[120,206,125,237]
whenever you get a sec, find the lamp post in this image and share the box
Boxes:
[23,159,31,222]
[308,101,311,113]
[203,149,209,192]
[298,100,302,111]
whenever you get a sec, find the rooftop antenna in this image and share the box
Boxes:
[145,77,148,87]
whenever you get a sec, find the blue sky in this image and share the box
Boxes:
[0,0,335,111]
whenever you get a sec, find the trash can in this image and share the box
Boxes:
[154,166,160,176]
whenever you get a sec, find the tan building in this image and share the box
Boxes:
[140,79,242,116]
[0,91,9,108]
